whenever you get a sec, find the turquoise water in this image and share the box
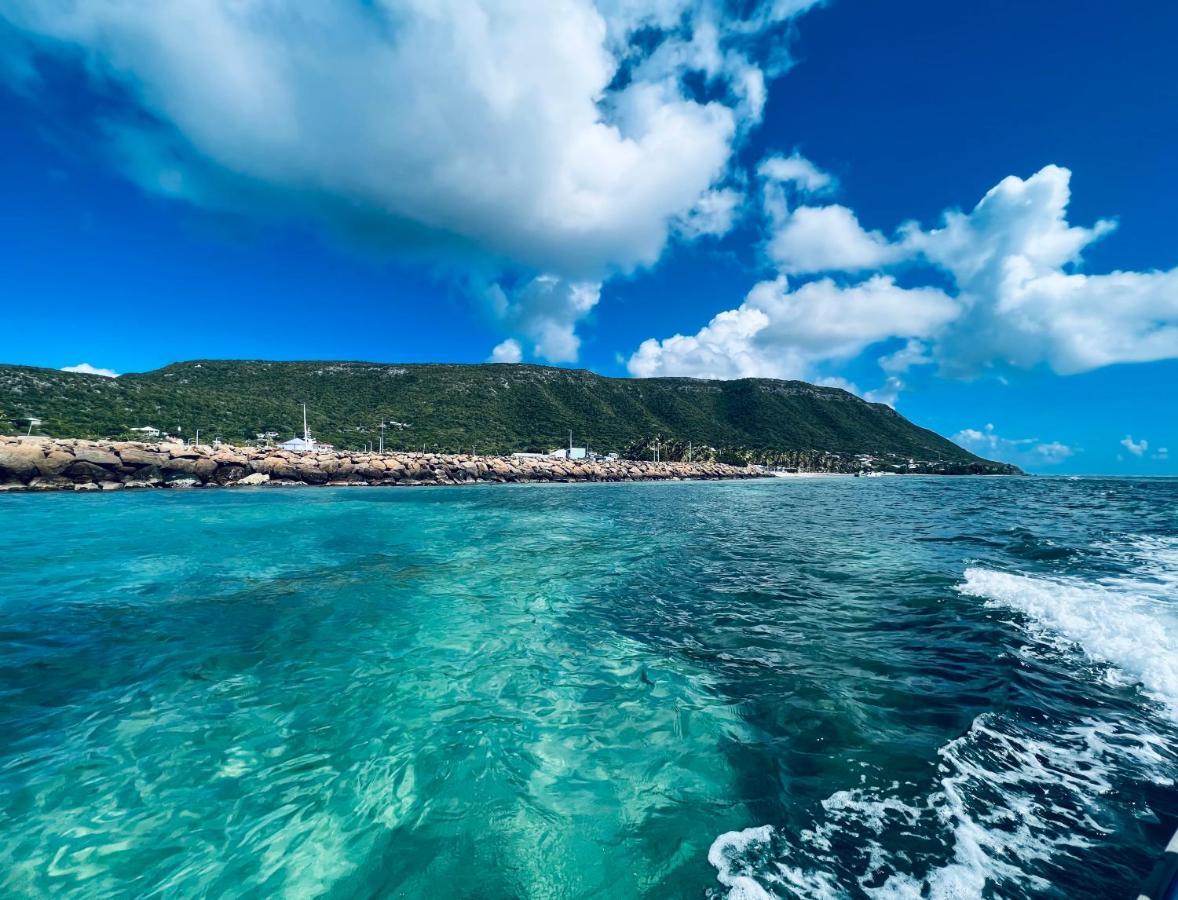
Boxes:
[0,477,1175,898]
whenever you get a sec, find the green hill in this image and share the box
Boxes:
[0,360,1017,472]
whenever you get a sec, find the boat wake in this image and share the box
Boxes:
[709,535,1178,898]
[960,535,1178,715]
[709,713,1173,899]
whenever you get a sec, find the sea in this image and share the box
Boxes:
[0,476,1174,898]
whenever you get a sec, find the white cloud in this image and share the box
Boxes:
[902,165,1178,375]
[1,1,831,362]
[628,274,958,379]
[863,376,904,408]
[2,1,816,285]
[879,339,933,374]
[1033,441,1075,464]
[61,363,119,378]
[488,338,523,364]
[953,424,1075,467]
[488,275,602,363]
[674,187,744,239]
[758,153,834,194]
[1120,435,1148,457]
[632,161,1178,392]
[1154,447,1170,461]
[767,204,902,274]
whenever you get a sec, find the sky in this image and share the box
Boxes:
[1,0,1175,474]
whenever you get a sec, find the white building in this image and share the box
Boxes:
[130,426,160,437]
[280,436,333,452]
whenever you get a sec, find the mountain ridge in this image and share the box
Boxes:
[0,360,1019,473]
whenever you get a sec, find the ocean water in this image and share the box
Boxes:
[0,477,1175,899]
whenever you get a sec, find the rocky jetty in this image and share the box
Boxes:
[0,436,765,492]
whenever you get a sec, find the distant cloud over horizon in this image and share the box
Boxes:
[61,363,119,378]
[954,424,1076,468]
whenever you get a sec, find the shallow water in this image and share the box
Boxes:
[0,477,1175,898]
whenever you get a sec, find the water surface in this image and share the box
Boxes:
[0,477,1175,897]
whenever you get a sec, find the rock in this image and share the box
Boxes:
[129,465,164,485]
[99,481,125,491]
[64,460,115,481]
[0,444,44,480]
[35,451,76,476]
[213,465,249,484]
[28,475,74,490]
[73,482,101,492]
[234,472,270,486]
[118,448,168,467]
[72,447,121,467]
[165,473,201,488]
[191,458,219,479]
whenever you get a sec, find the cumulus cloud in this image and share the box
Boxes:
[674,187,744,239]
[953,424,1075,467]
[903,165,1178,375]
[631,162,1178,392]
[628,274,958,380]
[1120,435,1148,457]
[488,276,602,364]
[767,204,902,274]
[758,153,834,194]
[488,339,523,364]
[1,0,825,361]
[61,363,119,378]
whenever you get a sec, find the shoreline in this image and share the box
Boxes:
[0,436,765,493]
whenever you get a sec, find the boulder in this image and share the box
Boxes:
[0,444,44,480]
[118,448,168,467]
[64,460,114,482]
[165,473,201,488]
[36,451,76,476]
[234,472,270,486]
[129,465,164,485]
[99,481,125,491]
[72,446,121,468]
[73,482,101,492]
[191,458,219,479]
[29,476,73,491]
[213,465,249,484]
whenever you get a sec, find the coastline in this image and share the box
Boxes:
[0,436,765,493]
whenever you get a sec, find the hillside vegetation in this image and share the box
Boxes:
[0,360,1017,472]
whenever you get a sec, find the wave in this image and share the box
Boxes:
[959,535,1178,716]
[708,714,1173,899]
[709,536,1178,898]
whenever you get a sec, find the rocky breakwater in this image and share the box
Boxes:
[0,437,765,492]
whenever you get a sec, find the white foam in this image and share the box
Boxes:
[708,713,1176,898]
[959,536,1178,715]
[708,536,1178,898]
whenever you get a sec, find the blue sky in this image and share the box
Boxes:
[1,0,1175,473]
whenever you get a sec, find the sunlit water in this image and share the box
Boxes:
[0,477,1175,898]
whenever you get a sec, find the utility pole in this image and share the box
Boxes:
[302,402,310,444]
[568,429,573,457]
[687,441,692,463]
[379,420,386,454]
[195,429,200,446]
